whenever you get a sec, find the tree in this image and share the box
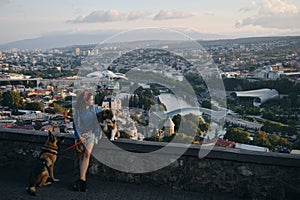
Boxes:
[25,102,43,111]
[269,135,290,148]
[2,91,24,114]
[171,114,210,137]
[262,121,297,136]
[224,128,251,144]
[158,103,167,111]
[145,135,163,142]
[245,106,260,115]
[129,95,139,108]
[172,114,182,132]
[143,89,153,99]
[202,100,211,109]
[253,130,272,148]
[150,84,160,95]
[293,139,300,150]
[198,117,210,134]
[263,109,276,120]
[180,120,199,137]
[133,86,143,96]
[38,82,45,88]
[95,91,107,106]
[167,133,194,144]
[53,103,64,114]
[278,137,290,147]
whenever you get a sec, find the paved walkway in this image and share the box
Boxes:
[0,165,238,200]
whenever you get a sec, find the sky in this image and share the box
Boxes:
[0,0,300,44]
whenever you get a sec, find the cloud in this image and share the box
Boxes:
[153,10,194,20]
[68,9,125,23]
[235,17,253,28]
[68,9,193,23]
[236,0,300,29]
[127,11,150,21]
[239,7,254,13]
[68,9,151,23]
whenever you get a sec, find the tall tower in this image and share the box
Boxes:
[163,117,175,136]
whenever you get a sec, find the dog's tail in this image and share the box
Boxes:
[27,185,36,196]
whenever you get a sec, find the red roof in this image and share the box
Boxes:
[0,124,13,128]
[203,138,236,148]
[215,139,236,148]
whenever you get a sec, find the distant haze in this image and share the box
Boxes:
[0,29,228,50]
[0,28,299,51]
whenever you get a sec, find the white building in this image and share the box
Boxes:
[235,143,269,152]
[231,88,279,106]
[75,48,80,56]
[102,96,122,110]
[254,65,283,80]
[163,117,175,136]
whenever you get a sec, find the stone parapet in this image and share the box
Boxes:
[0,128,299,199]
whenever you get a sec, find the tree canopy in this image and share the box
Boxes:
[25,101,43,111]
[1,90,24,114]
[223,128,251,144]
[253,130,272,148]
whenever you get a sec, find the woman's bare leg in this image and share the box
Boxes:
[79,141,94,181]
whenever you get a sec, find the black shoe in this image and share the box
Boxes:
[81,180,87,192]
[73,179,80,191]
[73,179,87,192]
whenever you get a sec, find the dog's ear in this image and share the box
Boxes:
[48,131,53,140]
[48,131,55,142]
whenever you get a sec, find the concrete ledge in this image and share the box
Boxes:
[114,139,300,167]
[0,128,299,167]
[0,128,73,144]
[1,128,299,198]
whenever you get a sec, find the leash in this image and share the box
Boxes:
[57,140,82,155]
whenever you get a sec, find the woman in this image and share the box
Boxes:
[73,91,102,192]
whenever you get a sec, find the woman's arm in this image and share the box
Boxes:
[94,105,103,115]
[93,105,102,137]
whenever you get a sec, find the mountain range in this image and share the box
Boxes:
[0,29,299,50]
[0,29,227,50]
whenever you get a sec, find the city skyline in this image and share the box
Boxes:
[0,0,300,45]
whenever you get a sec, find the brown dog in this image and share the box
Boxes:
[27,131,64,196]
[97,109,120,141]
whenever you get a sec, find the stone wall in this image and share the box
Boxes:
[0,128,299,199]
